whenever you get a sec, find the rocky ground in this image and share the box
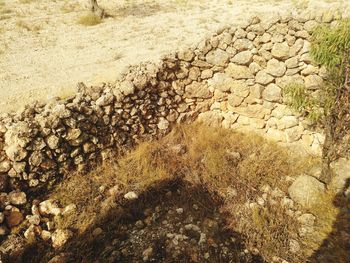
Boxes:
[1,123,348,262]
[14,181,265,263]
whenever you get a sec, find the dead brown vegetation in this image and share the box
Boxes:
[42,123,328,262]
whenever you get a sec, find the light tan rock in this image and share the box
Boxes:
[249,62,262,74]
[266,58,286,77]
[304,75,323,90]
[185,82,211,98]
[178,49,195,62]
[206,49,230,66]
[288,175,325,208]
[255,70,274,85]
[301,65,319,76]
[285,57,299,69]
[230,81,250,98]
[228,94,244,107]
[198,111,223,127]
[262,83,282,102]
[266,128,286,142]
[225,64,254,79]
[277,116,299,129]
[233,104,269,119]
[285,126,303,142]
[233,39,254,51]
[51,229,73,249]
[201,69,213,79]
[208,73,234,92]
[271,42,290,59]
[232,51,253,65]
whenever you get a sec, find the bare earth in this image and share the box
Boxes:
[0,0,348,113]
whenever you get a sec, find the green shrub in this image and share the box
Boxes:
[284,18,350,125]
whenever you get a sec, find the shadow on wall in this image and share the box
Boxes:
[20,179,265,263]
[308,178,350,263]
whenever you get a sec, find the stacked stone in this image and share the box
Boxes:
[174,10,342,152]
[0,9,343,239]
[0,64,185,236]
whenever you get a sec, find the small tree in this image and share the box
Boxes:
[310,19,350,183]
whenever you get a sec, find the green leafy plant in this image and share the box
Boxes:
[284,18,350,126]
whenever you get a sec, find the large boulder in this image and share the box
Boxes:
[288,174,325,208]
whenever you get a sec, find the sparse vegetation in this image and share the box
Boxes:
[77,12,102,26]
[44,123,323,262]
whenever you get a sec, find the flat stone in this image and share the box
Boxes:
[285,57,299,69]
[232,51,253,65]
[228,94,244,107]
[185,81,211,99]
[230,81,250,98]
[208,73,234,92]
[234,104,269,119]
[225,64,254,79]
[271,42,290,59]
[198,111,223,127]
[288,175,325,208]
[119,80,135,96]
[256,70,274,85]
[206,49,230,67]
[304,75,323,90]
[277,116,299,129]
[262,83,282,102]
[266,58,286,77]
[233,39,253,51]
[178,49,195,62]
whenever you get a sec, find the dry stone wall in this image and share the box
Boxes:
[0,10,343,236]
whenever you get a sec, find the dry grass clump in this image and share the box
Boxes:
[58,123,309,197]
[47,123,329,261]
[77,13,102,26]
[51,164,119,234]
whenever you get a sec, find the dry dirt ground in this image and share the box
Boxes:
[0,0,349,113]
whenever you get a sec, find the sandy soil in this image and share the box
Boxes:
[0,0,348,113]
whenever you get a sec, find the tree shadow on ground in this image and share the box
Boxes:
[21,179,265,263]
[308,178,350,263]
